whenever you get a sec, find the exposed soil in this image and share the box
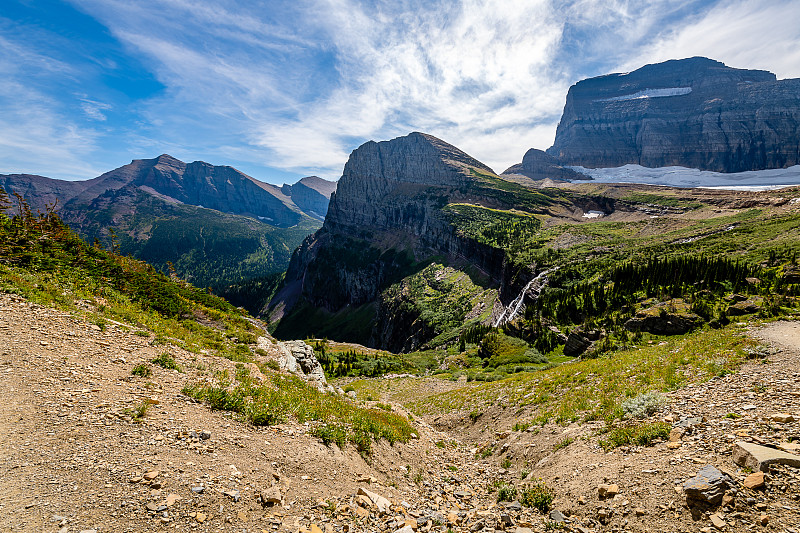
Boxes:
[2,293,799,532]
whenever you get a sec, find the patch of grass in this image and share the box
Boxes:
[520,479,555,513]
[598,422,671,451]
[500,457,512,469]
[553,436,574,451]
[513,421,532,432]
[182,371,414,454]
[151,352,182,372]
[408,326,755,425]
[131,363,152,378]
[124,400,149,422]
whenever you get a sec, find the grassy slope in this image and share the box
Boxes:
[0,200,411,449]
[65,188,322,291]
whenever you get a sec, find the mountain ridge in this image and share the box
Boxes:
[0,156,336,292]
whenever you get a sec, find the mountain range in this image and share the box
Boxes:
[0,155,335,295]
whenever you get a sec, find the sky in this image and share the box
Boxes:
[1,0,799,184]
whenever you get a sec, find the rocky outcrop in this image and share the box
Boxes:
[269,132,510,347]
[256,337,331,392]
[624,311,703,335]
[506,57,800,176]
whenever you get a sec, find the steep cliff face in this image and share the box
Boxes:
[502,149,587,181]
[269,132,512,347]
[507,57,800,176]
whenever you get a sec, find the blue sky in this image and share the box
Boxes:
[1,0,799,184]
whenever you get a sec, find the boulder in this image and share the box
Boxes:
[732,441,800,472]
[563,331,592,357]
[684,465,734,507]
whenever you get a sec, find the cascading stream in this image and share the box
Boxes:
[493,268,555,327]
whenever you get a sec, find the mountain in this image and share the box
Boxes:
[504,57,800,177]
[267,130,800,353]
[0,156,336,291]
[281,176,337,220]
[267,132,576,350]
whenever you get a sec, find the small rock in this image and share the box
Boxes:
[195,512,207,523]
[598,484,619,499]
[548,510,565,523]
[260,486,282,506]
[505,501,522,511]
[668,427,685,443]
[223,489,240,502]
[357,487,392,515]
[145,502,160,512]
[743,471,765,490]
[200,430,212,440]
[165,494,181,506]
[769,413,795,423]
[394,526,414,533]
[191,486,205,494]
[758,514,769,526]
[709,513,726,529]
[634,507,646,516]
[143,470,160,480]
[310,525,324,533]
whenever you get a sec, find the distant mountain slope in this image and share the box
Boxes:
[281,176,337,220]
[505,57,800,178]
[0,157,335,290]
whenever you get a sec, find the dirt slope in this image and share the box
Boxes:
[1,293,799,532]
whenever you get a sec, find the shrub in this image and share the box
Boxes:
[553,436,574,451]
[131,363,152,378]
[263,360,280,371]
[621,391,667,419]
[311,423,347,448]
[598,422,671,450]
[520,479,555,513]
[496,482,517,502]
[151,352,182,372]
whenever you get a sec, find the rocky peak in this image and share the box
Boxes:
[506,57,800,175]
[325,132,492,232]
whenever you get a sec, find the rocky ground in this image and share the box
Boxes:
[1,293,799,532]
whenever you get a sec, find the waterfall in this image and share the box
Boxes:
[493,268,554,327]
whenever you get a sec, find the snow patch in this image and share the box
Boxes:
[582,210,604,218]
[566,164,800,191]
[596,87,692,102]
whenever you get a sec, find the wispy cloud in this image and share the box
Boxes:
[619,0,800,79]
[3,0,799,181]
[0,34,102,178]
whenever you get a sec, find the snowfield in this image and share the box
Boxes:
[567,164,800,191]
[595,87,692,102]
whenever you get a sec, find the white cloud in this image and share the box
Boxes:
[15,0,800,181]
[80,98,112,121]
[619,0,800,79]
[0,36,102,179]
